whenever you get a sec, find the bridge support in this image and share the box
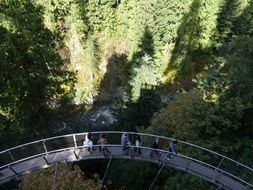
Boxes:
[184,159,191,170]
[216,184,223,190]
[73,150,79,160]
[52,163,58,190]
[213,171,223,183]
[100,156,112,190]
[43,156,50,165]
[148,163,165,190]
[9,166,19,177]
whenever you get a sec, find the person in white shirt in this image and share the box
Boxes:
[83,132,96,153]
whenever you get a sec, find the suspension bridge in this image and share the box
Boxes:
[0,131,252,190]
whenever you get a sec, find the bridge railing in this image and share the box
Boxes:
[0,131,252,188]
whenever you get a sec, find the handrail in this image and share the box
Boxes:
[1,131,252,172]
[1,131,252,171]
[76,131,253,172]
[105,131,253,172]
[1,144,252,188]
[0,131,252,188]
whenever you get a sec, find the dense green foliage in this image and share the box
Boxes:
[1,0,253,189]
[0,0,75,145]
[147,36,253,189]
[130,54,159,101]
[20,164,101,190]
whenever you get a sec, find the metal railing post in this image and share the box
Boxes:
[8,151,15,162]
[42,140,48,154]
[72,134,78,159]
[72,134,77,148]
[215,157,224,171]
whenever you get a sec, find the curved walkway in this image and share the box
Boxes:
[0,131,252,190]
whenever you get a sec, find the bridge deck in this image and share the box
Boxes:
[0,146,250,190]
[0,132,252,190]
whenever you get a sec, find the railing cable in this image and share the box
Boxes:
[148,163,165,190]
[52,162,58,190]
[100,156,112,190]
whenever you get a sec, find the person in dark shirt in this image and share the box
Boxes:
[122,133,131,156]
[134,134,143,154]
[150,137,160,158]
[167,139,178,160]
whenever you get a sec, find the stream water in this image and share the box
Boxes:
[53,92,173,134]
[85,105,118,128]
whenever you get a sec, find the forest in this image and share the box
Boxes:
[0,0,253,189]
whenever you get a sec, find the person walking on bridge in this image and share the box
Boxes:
[167,139,178,160]
[98,133,111,156]
[150,137,160,158]
[83,132,96,153]
[134,134,143,154]
[122,133,131,156]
